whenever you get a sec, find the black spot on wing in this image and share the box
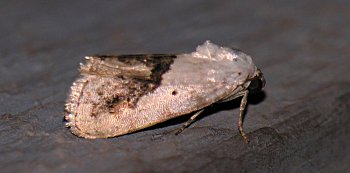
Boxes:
[172,90,178,95]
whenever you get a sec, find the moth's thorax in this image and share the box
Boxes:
[162,41,256,85]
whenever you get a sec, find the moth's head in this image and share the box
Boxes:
[248,68,265,94]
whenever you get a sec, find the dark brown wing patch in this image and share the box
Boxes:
[81,54,176,82]
[67,54,177,119]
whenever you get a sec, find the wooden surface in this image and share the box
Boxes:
[0,1,349,172]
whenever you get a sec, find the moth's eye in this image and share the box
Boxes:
[248,78,263,93]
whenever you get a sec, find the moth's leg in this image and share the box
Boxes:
[239,90,249,144]
[175,109,205,135]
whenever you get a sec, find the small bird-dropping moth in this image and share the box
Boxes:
[64,41,265,143]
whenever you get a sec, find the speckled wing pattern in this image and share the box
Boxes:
[64,41,257,139]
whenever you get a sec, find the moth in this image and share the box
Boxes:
[64,41,265,143]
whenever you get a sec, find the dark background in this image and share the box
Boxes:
[1,1,349,172]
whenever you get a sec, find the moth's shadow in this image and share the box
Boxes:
[140,91,266,133]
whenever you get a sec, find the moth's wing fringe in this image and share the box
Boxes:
[64,76,100,139]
